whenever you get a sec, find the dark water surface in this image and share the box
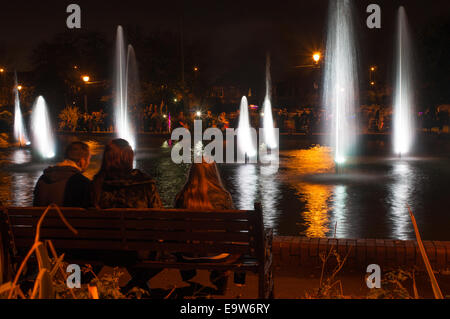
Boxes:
[1,134,449,241]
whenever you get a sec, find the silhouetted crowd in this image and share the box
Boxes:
[62,106,450,135]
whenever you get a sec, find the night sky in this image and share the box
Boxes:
[1,0,450,84]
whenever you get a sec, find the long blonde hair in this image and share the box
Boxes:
[175,161,230,210]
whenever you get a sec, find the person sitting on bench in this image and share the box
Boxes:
[91,138,163,293]
[33,141,92,208]
[174,160,244,293]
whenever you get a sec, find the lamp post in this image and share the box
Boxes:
[82,75,90,113]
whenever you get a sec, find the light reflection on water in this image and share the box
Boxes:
[282,146,344,238]
[1,140,449,240]
[388,161,414,240]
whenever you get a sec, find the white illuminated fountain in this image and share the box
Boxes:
[262,54,277,149]
[13,75,30,146]
[31,96,55,159]
[237,96,257,160]
[115,25,135,149]
[323,0,358,167]
[393,7,414,157]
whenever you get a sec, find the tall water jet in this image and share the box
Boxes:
[323,0,358,166]
[262,53,277,149]
[393,7,414,156]
[31,96,55,159]
[115,26,135,149]
[237,96,257,160]
[13,74,30,146]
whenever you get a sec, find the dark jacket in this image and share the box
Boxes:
[33,166,92,208]
[93,169,162,209]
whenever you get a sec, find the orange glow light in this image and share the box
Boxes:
[313,52,321,63]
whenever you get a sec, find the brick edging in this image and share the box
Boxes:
[272,236,450,270]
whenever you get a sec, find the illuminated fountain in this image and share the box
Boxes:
[393,7,414,157]
[237,96,257,160]
[115,25,135,149]
[31,96,55,159]
[262,54,277,149]
[323,0,358,169]
[13,75,30,146]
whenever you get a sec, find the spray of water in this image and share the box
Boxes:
[323,0,358,164]
[13,74,30,146]
[31,96,55,158]
[115,26,135,149]
[262,53,278,149]
[393,7,414,156]
[237,96,257,158]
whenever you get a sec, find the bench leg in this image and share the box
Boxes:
[258,264,274,299]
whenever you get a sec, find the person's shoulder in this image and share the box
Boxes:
[67,172,91,184]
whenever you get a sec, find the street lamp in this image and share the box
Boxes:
[369,66,377,87]
[17,85,23,91]
[0,68,4,73]
[193,66,199,72]
[81,75,90,113]
[313,52,321,64]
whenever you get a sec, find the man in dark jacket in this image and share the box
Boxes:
[33,141,92,208]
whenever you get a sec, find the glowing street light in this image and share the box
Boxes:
[370,81,375,86]
[193,66,199,72]
[313,52,321,64]
[82,75,90,83]
[196,110,201,117]
[0,68,4,73]
[17,85,23,91]
[370,66,376,72]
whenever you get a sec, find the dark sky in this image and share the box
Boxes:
[1,0,450,83]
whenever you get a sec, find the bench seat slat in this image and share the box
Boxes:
[14,238,251,255]
[125,230,250,242]
[125,242,250,254]
[14,238,124,250]
[12,227,123,240]
[9,216,123,229]
[124,220,249,232]
[133,261,259,271]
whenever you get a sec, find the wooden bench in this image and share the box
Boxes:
[0,203,274,298]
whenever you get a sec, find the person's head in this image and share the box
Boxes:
[176,161,229,210]
[64,142,90,172]
[98,139,134,176]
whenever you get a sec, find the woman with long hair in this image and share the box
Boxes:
[174,161,243,294]
[92,138,162,208]
[174,161,233,210]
